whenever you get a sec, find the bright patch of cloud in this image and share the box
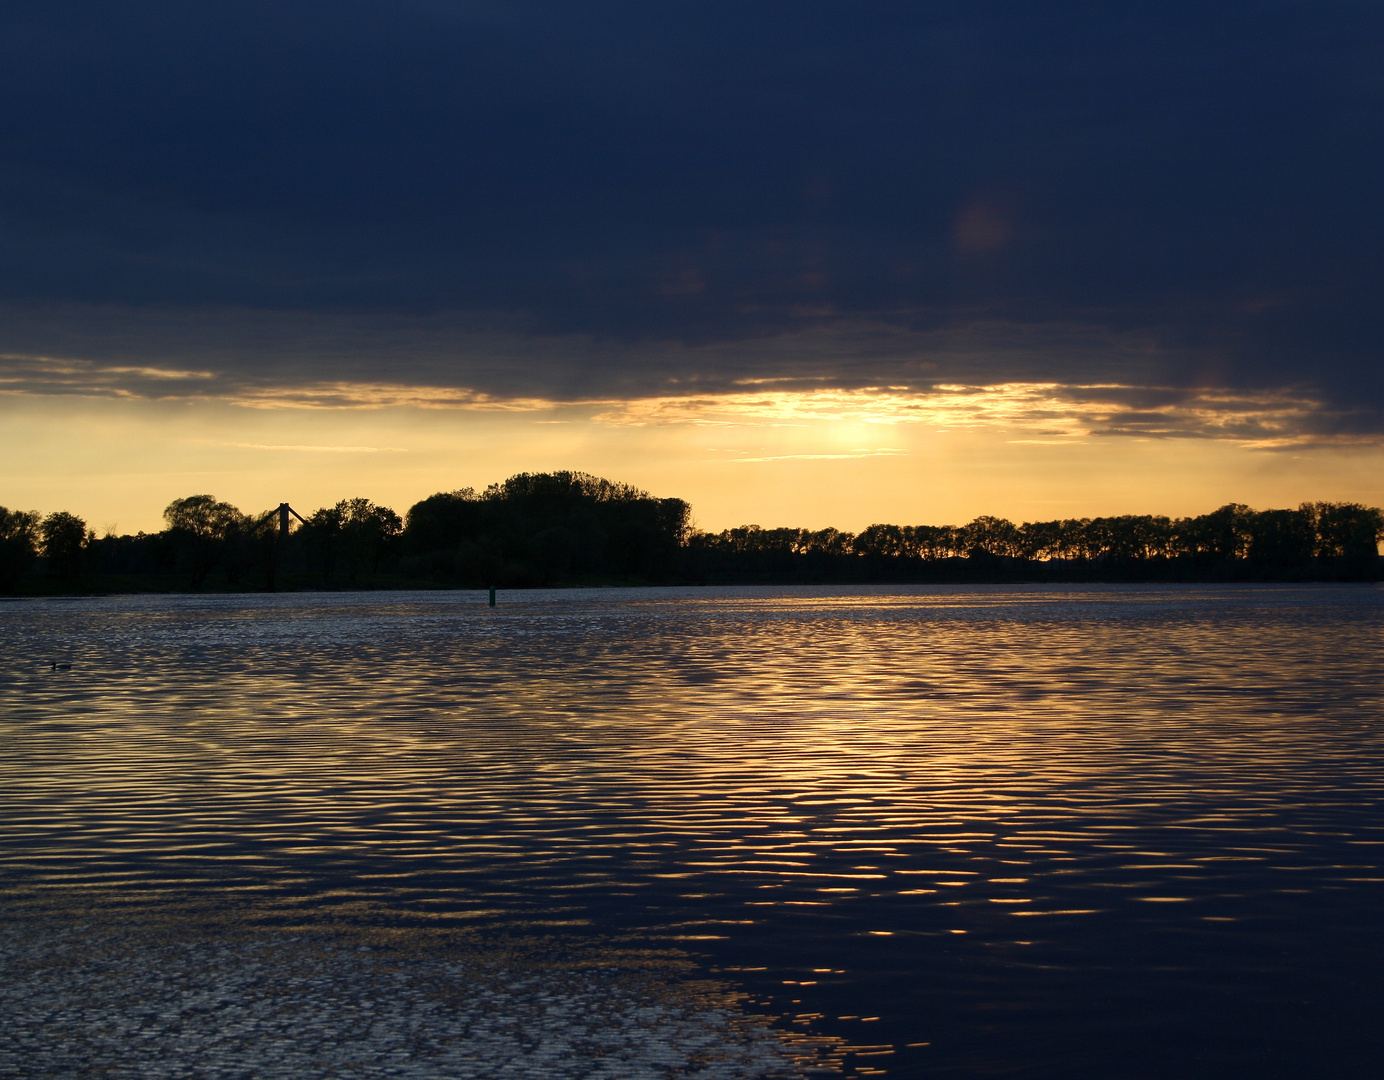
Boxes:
[225,383,555,412]
[0,353,216,396]
[0,349,1374,448]
[587,383,1354,447]
[718,448,910,463]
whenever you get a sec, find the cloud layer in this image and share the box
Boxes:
[2,2,1382,433]
[3,341,1366,450]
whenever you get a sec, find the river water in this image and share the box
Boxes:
[2,584,1382,1079]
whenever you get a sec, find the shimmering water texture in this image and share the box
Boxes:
[2,585,1382,1079]
[0,908,808,1080]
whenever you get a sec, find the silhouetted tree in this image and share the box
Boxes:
[87,530,167,578]
[339,498,404,576]
[164,495,243,585]
[400,472,689,585]
[40,511,88,579]
[0,506,41,592]
[910,524,959,560]
[295,498,403,581]
[1176,503,1254,563]
[402,489,482,554]
[855,523,910,558]
[960,515,1020,558]
[806,527,857,557]
[222,510,279,587]
[1247,507,1315,570]
[1017,519,1069,560]
[299,504,346,581]
[1306,501,1383,578]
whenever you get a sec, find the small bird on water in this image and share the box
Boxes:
[50,662,71,671]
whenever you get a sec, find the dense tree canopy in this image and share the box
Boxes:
[39,511,88,580]
[402,471,692,586]
[0,506,41,592]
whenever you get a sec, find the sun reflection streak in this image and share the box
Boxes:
[4,586,1384,1076]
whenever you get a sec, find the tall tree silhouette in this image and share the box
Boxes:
[40,511,88,580]
[0,507,40,592]
[164,495,242,586]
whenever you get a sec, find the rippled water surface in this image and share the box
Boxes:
[3,584,1383,1078]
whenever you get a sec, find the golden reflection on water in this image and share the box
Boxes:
[2,585,1383,1076]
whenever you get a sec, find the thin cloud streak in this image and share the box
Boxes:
[0,353,217,397]
[721,450,910,463]
[229,443,407,453]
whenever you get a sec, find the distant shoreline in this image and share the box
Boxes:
[6,473,1381,596]
[5,563,1380,598]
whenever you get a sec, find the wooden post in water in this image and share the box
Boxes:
[488,585,496,607]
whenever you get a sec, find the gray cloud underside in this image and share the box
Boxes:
[0,304,1374,447]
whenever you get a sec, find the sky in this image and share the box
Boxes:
[2,1,1382,533]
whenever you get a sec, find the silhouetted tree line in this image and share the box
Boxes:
[0,471,690,591]
[686,502,1384,583]
[1,484,1379,594]
[0,495,401,592]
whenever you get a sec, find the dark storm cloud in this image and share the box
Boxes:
[2,1,1381,424]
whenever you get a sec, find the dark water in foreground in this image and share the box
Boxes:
[2,584,1382,1078]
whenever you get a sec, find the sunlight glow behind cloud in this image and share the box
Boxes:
[587,384,1337,447]
[0,350,1366,449]
[3,387,1381,535]
[2,1,1382,539]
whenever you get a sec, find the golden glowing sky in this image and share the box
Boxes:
[4,380,1381,534]
[5,6,1384,535]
